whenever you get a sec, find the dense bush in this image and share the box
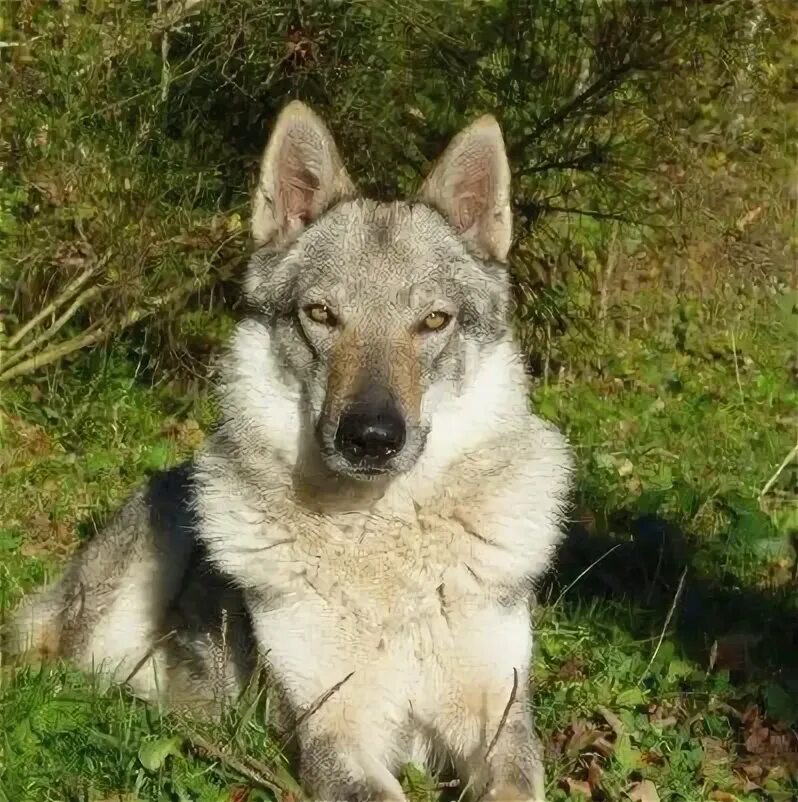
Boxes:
[0,0,792,383]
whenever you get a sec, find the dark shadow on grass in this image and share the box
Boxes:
[542,508,798,695]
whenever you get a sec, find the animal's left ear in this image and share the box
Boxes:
[419,114,512,262]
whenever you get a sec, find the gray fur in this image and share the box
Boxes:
[5,102,574,802]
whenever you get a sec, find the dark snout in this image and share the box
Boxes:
[334,386,406,468]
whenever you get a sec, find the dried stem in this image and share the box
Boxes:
[485,667,519,762]
[759,440,798,499]
[1,284,104,372]
[5,257,104,349]
[281,671,355,750]
[0,278,204,382]
[528,61,641,140]
[121,629,177,687]
[184,727,304,800]
[638,567,688,684]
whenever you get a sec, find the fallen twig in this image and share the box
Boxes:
[122,629,177,688]
[184,727,304,800]
[280,671,355,750]
[596,705,625,740]
[0,277,205,382]
[4,256,104,349]
[485,667,518,761]
[638,567,688,684]
[709,699,743,721]
[759,440,798,500]
[551,543,623,609]
[1,284,104,372]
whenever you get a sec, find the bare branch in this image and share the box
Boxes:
[5,255,105,349]
[184,727,304,800]
[638,567,688,684]
[485,667,519,761]
[280,671,355,750]
[759,440,798,500]
[1,284,104,373]
[0,278,205,383]
[517,200,666,227]
[527,60,642,142]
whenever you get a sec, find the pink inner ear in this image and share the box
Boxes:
[279,144,321,225]
[453,170,491,233]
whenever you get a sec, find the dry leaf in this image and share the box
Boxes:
[735,205,763,231]
[648,705,679,729]
[701,737,732,766]
[566,722,607,757]
[627,779,660,802]
[641,750,667,767]
[739,762,763,779]
[617,457,634,477]
[744,724,771,755]
[585,734,614,758]
[587,758,603,790]
[556,656,586,681]
[766,764,789,781]
[596,705,624,737]
[562,777,593,798]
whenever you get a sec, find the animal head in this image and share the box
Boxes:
[243,101,515,481]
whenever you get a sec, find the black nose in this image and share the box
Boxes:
[335,388,406,466]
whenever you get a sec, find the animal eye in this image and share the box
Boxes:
[305,304,337,327]
[421,311,452,332]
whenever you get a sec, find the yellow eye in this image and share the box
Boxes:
[305,304,337,326]
[421,311,452,332]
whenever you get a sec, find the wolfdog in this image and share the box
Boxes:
[6,101,574,802]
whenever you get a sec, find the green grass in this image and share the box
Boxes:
[0,662,296,802]
[3,300,796,802]
[2,282,795,801]
[2,0,797,800]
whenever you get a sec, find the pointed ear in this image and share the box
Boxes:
[419,115,512,262]
[251,101,355,247]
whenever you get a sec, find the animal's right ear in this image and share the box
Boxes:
[251,101,355,248]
